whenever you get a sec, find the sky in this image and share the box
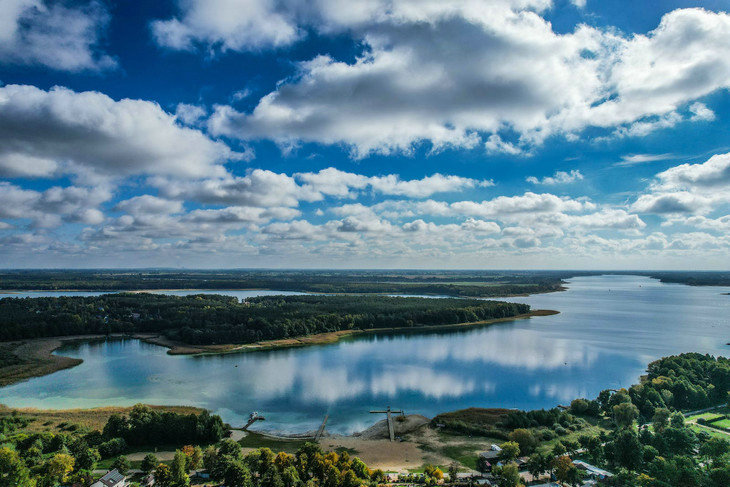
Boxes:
[1,1,730,269]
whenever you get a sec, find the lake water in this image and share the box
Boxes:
[1,275,729,434]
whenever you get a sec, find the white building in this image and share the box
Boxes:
[90,469,127,487]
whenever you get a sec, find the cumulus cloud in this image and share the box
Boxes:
[0,84,240,182]
[207,6,730,157]
[151,0,301,52]
[152,167,489,209]
[526,170,583,185]
[0,182,110,228]
[632,152,730,215]
[296,168,493,198]
[653,152,730,192]
[115,195,184,216]
[0,0,115,71]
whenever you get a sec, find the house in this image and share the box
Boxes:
[479,444,503,460]
[90,469,127,487]
[572,460,614,480]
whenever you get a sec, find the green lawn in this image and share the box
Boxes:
[709,418,730,429]
[238,432,307,453]
[687,412,725,422]
[690,424,730,439]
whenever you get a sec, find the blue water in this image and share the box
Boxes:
[1,275,728,434]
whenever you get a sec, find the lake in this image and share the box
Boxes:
[1,275,728,434]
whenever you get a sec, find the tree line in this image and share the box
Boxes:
[0,293,530,344]
[0,269,565,297]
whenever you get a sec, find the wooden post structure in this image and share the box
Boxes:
[315,414,329,442]
[370,406,404,441]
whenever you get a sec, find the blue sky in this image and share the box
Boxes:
[1,0,730,269]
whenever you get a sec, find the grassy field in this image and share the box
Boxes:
[708,418,730,429]
[0,338,82,386]
[238,432,308,453]
[0,404,206,433]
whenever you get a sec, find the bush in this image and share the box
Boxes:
[98,438,127,458]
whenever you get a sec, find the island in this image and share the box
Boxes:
[0,293,553,385]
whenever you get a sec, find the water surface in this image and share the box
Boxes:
[1,275,728,434]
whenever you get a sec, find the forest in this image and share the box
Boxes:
[0,269,566,297]
[0,293,530,345]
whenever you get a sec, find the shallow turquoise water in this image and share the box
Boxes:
[1,275,728,434]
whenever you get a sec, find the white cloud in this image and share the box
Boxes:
[207,6,730,157]
[175,103,208,125]
[614,153,674,167]
[0,0,115,71]
[485,135,524,156]
[296,167,493,198]
[0,182,110,228]
[631,152,730,215]
[0,84,240,182]
[151,170,319,208]
[689,102,716,122]
[151,0,301,52]
[653,152,730,192]
[449,192,593,218]
[115,195,184,216]
[526,169,583,185]
[632,191,716,215]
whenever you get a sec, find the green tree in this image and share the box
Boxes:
[111,455,130,475]
[509,429,537,455]
[171,450,190,486]
[190,446,203,471]
[552,441,567,457]
[701,437,730,461]
[225,461,252,487]
[613,402,639,429]
[498,441,520,462]
[424,464,443,481]
[611,430,643,471]
[553,455,576,485]
[155,463,173,487]
[448,462,459,483]
[652,407,671,432]
[142,453,158,474]
[493,463,521,487]
[526,452,550,480]
[46,453,74,484]
[0,447,34,487]
[75,447,100,471]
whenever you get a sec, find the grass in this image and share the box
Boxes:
[0,339,82,386]
[709,418,730,429]
[686,411,726,421]
[97,458,145,470]
[690,424,730,439]
[536,420,609,454]
[0,404,206,433]
[238,432,307,453]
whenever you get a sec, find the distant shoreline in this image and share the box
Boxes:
[0,310,558,386]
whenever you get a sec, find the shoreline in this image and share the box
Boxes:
[0,310,558,385]
[154,309,560,355]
